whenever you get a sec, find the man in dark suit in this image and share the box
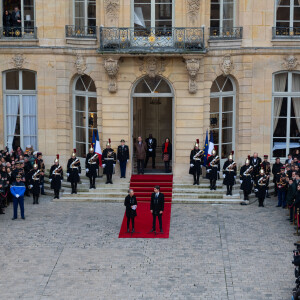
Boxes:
[250,152,262,179]
[145,134,157,169]
[150,185,164,233]
[117,139,129,178]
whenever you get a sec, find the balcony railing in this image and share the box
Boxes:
[99,27,205,53]
[66,25,97,39]
[272,27,300,38]
[209,27,243,40]
[0,27,37,39]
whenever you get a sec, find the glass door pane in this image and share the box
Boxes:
[6,95,20,151]
[22,95,37,150]
[75,96,86,157]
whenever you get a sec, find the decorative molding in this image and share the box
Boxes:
[104,57,120,93]
[104,0,120,26]
[187,0,200,25]
[139,57,166,78]
[282,55,298,71]
[74,55,87,75]
[12,54,25,69]
[220,55,234,76]
[185,58,201,94]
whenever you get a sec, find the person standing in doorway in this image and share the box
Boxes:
[162,138,172,173]
[135,136,147,175]
[150,185,164,233]
[145,134,157,169]
[117,139,129,178]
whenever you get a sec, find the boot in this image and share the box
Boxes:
[229,186,233,196]
[226,186,229,196]
[36,197,39,204]
[210,180,213,190]
[266,190,270,198]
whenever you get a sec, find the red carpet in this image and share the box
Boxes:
[119,174,173,239]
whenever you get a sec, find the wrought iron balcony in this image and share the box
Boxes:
[99,27,205,53]
[0,27,37,39]
[272,27,300,38]
[209,27,243,40]
[66,25,97,39]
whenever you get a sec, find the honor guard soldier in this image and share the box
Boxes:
[207,149,220,190]
[272,157,283,197]
[117,139,129,178]
[49,155,63,199]
[102,139,116,184]
[223,151,236,196]
[85,144,99,189]
[37,152,46,195]
[250,152,262,179]
[254,168,269,207]
[276,166,288,208]
[240,156,253,201]
[261,155,271,198]
[28,160,41,204]
[189,140,204,185]
[67,149,81,194]
[145,134,157,169]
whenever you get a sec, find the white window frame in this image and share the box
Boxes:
[73,76,97,157]
[210,77,236,164]
[130,0,174,28]
[271,71,300,160]
[73,0,96,28]
[211,0,236,30]
[3,70,37,151]
[274,0,300,28]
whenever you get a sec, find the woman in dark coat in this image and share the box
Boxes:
[3,10,12,37]
[124,189,137,233]
[162,138,172,173]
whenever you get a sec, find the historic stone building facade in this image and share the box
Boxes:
[0,0,299,181]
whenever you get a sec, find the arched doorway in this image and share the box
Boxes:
[131,76,174,174]
[73,75,97,158]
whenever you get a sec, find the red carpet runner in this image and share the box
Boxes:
[119,175,173,238]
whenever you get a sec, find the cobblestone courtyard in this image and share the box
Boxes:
[0,196,297,300]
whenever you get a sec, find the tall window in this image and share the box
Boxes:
[74,0,96,28]
[3,70,37,151]
[210,76,235,161]
[3,0,35,29]
[73,75,97,158]
[272,72,300,158]
[210,0,234,31]
[133,0,173,30]
[276,0,300,31]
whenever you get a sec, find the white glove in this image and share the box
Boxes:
[217,171,220,173]
[61,180,63,182]
[207,169,211,173]
[86,168,89,172]
[49,179,52,182]
[190,164,194,167]
[113,164,115,167]
[16,194,19,198]
[240,180,243,184]
[149,149,153,152]
[67,173,69,177]
[127,160,129,163]
[234,176,236,179]
[102,164,106,168]
[79,174,81,176]
[29,185,33,189]
[254,189,258,193]
[223,174,226,178]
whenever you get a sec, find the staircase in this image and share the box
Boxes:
[129,175,173,203]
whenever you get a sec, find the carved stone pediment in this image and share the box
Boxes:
[283,55,298,71]
[220,55,234,76]
[139,57,166,78]
[12,54,26,69]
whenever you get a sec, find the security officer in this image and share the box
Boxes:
[102,139,116,184]
[189,140,203,185]
[240,156,253,201]
[223,151,236,196]
[85,145,99,189]
[117,139,129,178]
[145,134,157,169]
[67,149,81,194]
[207,149,220,190]
[49,155,63,199]
[28,160,41,204]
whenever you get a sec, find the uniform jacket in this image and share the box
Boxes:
[117,145,129,162]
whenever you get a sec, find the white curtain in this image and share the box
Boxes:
[6,95,20,151]
[273,73,288,133]
[292,73,300,132]
[23,95,37,150]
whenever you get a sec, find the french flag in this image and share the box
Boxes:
[93,130,102,167]
[207,130,214,158]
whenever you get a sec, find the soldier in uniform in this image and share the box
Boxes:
[28,160,41,204]
[254,168,269,207]
[240,156,253,201]
[250,152,262,179]
[37,152,46,195]
[272,157,283,197]
[276,166,288,208]
[85,145,99,189]
[102,139,116,184]
[261,155,271,198]
[189,140,204,185]
[67,149,81,194]
[145,134,157,169]
[207,149,220,190]
[117,139,129,178]
[222,151,236,196]
[49,155,63,199]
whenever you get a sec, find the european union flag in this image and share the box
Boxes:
[203,130,209,167]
